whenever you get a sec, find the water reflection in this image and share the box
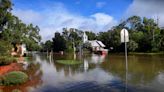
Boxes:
[84,54,106,64]
[39,53,164,92]
[1,56,43,92]
[1,53,164,92]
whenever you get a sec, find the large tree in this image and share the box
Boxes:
[85,31,96,40]
[52,32,66,52]
[0,0,41,51]
[0,0,12,32]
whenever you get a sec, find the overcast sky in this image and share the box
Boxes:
[12,0,164,42]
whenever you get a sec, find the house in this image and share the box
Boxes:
[88,40,108,54]
[82,32,108,54]
[11,43,27,57]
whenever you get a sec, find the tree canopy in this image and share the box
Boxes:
[0,0,41,52]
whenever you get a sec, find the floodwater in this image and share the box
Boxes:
[1,53,164,92]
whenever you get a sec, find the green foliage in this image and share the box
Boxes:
[130,31,144,42]
[62,28,83,52]
[127,16,142,31]
[50,16,164,53]
[40,16,164,53]
[85,31,96,40]
[41,40,53,52]
[52,32,67,52]
[56,60,82,65]
[0,0,12,32]
[0,56,17,65]
[97,29,121,52]
[0,0,41,52]
[1,71,28,86]
[0,40,12,56]
[108,16,162,52]
[1,0,164,54]
[128,40,138,52]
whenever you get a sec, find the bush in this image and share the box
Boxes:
[0,56,17,65]
[0,40,12,56]
[1,71,28,86]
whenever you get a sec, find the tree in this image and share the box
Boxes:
[0,40,12,56]
[0,0,42,52]
[41,40,53,52]
[52,32,66,52]
[62,28,83,52]
[158,29,164,51]
[127,16,142,31]
[0,0,12,32]
[128,40,138,52]
[85,31,96,40]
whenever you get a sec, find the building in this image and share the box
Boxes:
[11,43,27,57]
[21,44,27,56]
[82,32,108,54]
[83,32,88,43]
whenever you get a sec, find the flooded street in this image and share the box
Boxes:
[1,53,164,92]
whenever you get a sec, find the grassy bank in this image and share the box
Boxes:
[0,71,28,86]
[128,52,164,55]
[0,56,17,65]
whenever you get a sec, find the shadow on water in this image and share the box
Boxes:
[1,53,164,92]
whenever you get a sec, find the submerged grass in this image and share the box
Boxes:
[56,60,82,65]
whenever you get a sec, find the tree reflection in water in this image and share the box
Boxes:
[2,53,164,92]
[1,57,43,92]
[101,54,164,86]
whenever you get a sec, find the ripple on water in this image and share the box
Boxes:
[33,80,136,92]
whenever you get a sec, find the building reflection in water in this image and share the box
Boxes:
[3,53,164,92]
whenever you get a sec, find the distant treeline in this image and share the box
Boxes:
[41,16,164,53]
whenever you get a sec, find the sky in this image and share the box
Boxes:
[11,0,164,42]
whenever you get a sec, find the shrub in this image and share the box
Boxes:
[0,40,12,56]
[0,56,17,65]
[1,71,28,86]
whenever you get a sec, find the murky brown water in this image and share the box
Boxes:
[1,53,164,92]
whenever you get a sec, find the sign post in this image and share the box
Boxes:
[121,28,129,92]
[121,28,129,70]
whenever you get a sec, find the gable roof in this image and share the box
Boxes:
[97,41,105,47]
[88,40,105,47]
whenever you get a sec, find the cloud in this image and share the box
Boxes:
[96,1,106,8]
[12,9,42,25]
[12,2,117,42]
[126,0,164,27]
